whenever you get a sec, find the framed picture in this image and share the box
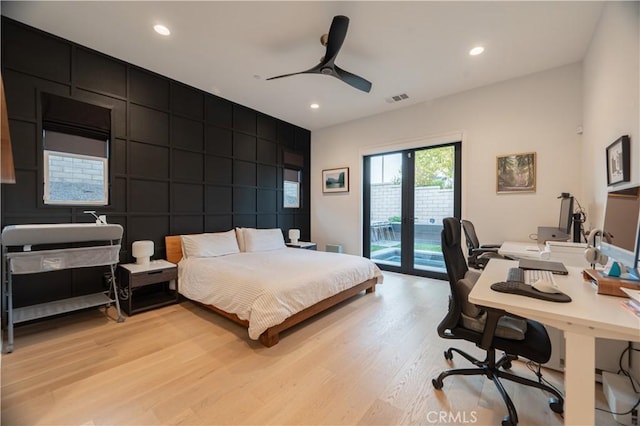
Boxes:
[606,135,630,186]
[496,152,536,194]
[322,167,349,193]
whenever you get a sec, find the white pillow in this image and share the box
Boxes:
[181,230,240,258]
[243,228,286,252]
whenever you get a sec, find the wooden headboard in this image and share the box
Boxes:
[165,235,183,264]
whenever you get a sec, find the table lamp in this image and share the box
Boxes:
[132,240,154,265]
[289,229,300,244]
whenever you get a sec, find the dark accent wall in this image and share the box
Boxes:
[1,17,311,307]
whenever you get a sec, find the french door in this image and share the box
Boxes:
[363,142,461,279]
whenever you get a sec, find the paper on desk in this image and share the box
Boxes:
[621,287,640,303]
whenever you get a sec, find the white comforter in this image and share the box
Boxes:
[178,248,383,339]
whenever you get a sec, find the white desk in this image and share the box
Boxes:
[500,241,591,269]
[499,241,543,259]
[469,259,640,426]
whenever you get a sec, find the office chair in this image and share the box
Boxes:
[432,217,563,426]
[461,219,504,269]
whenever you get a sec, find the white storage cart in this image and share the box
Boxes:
[1,223,125,352]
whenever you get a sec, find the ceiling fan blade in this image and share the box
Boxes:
[323,15,349,64]
[334,66,372,93]
[265,72,305,81]
[266,62,325,81]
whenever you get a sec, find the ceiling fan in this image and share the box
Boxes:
[267,15,372,93]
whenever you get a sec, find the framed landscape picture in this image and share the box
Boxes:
[322,167,349,193]
[496,152,536,194]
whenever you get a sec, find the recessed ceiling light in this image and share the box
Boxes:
[154,24,171,36]
[310,103,320,109]
[469,46,485,56]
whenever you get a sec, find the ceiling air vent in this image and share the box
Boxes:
[386,93,409,103]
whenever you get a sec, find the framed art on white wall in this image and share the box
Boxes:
[496,152,536,194]
[606,135,630,186]
[322,167,349,193]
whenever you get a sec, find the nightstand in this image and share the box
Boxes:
[117,259,178,315]
[286,241,317,250]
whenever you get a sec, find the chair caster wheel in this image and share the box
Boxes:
[502,360,512,370]
[432,378,443,390]
[501,416,516,426]
[549,398,564,414]
[444,349,453,361]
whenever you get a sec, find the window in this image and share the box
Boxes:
[44,149,108,205]
[43,130,109,206]
[283,168,300,208]
[41,93,111,206]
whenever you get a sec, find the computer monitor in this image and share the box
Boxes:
[558,196,574,235]
[599,185,640,279]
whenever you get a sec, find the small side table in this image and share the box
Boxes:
[117,259,178,315]
[286,241,317,250]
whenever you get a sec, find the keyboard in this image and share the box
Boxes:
[491,281,572,302]
[507,267,556,286]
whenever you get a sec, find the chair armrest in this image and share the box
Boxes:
[480,244,502,249]
[471,247,500,255]
[479,307,508,350]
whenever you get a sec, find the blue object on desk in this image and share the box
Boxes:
[607,261,622,277]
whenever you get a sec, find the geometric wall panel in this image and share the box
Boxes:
[233,160,256,186]
[257,138,277,165]
[171,83,204,120]
[130,67,169,110]
[172,183,203,213]
[3,19,71,83]
[172,215,204,235]
[76,48,126,97]
[206,214,233,232]
[233,187,256,213]
[206,125,232,156]
[130,104,169,145]
[130,179,169,212]
[173,150,203,182]
[130,142,169,179]
[1,17,310,306]
[128,216,170,255]
[172,116,204,151]
[234,132,256,161]
[258,214,277,229]
[233,214,257,229]
[205,156,232,184]
[206,186,232,213]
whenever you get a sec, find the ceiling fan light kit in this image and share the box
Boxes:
[267,15,372,93]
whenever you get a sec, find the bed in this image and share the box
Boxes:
[165,229,383,347]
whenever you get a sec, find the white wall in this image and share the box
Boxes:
[311,63,583,254]
[581,0,640,384]
[582,1,640,230]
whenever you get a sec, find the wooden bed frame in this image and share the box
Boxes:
[165,235,377,347]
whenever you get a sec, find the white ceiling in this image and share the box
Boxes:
[2,1,604,131]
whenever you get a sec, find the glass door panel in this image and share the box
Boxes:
[369,153,402,267]
[413,146,455,273]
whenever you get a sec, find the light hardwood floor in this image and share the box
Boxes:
[2,272,615,425]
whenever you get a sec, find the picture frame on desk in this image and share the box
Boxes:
[496,152,536,194]
[606,135,630,186]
